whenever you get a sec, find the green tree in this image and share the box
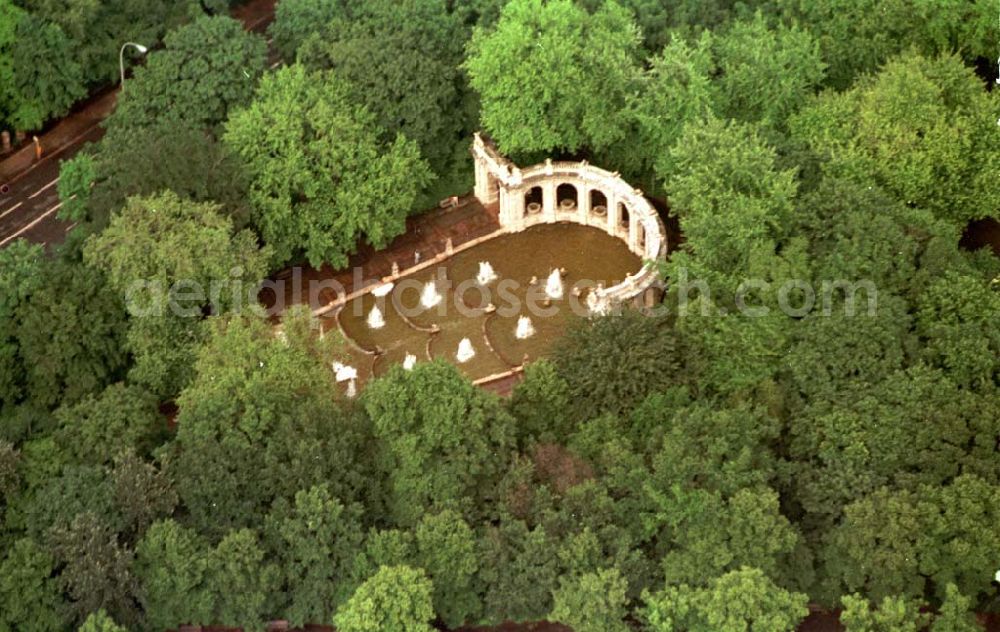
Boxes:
[823,476,1000,605]
[0,0,24,126]
[5,464,118,539]
[788,365,998,525]
[659,116,798,285]
[204,529,278,632]
[785,295,910,401]
[299,0,470,180]
[0,240,44,414]
[0,538,67,632]
[224,64,431,268]
[916,272,1000,390]
[412,509,480,627]
[931,584,983,632]
[789,52,1000,227]
[553,310,683,418]
[711,12,824,128]
[169,311,368,537]
[796,178,936,298]
[334,565,435,632]
[110,452,177,540]
[348,510,481,626]
[56,151,96,222]
[508,359,573,444]
[63,122,252,229]
[264,485,364,626]
[617,32,716,182]
[476,518,561,623]
[55,383,161,466]
[77,610,127,632]
[646,485,799,586]
[5,15,86,131]
[50,512,139,627]
[551,567,630,632]
[134,520,212,631]
[363,361,516,527]
[84,191,267,398]
[0,440,18,501]
[777,0,997,89]
[106,15,266,135]
[465,0,642,156]
[15,259,128,409]
[840,594,929,632]
[644,567,809,632]
[24,0,188,87]
[648,400,780,497]
[268,0,348,60]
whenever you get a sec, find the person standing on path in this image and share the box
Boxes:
[32,135,42,161]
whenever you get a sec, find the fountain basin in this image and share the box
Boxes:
[331,224,640,384]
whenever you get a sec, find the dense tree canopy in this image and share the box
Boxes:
[2,1,1000,630]
[84,191,267,398]
[224,64,431,268]
[334,565,436,632]
[465,0,642,156]
[107,15,266,136]
[298,0,471,183]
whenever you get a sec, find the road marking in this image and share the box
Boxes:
[64,222,77,233]
[0,201,23,220]
[0,202,62,247]
[270,60,282,69]
[28,177,59,199]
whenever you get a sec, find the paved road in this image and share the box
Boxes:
[0,0,276,252]
[0,124,104,250]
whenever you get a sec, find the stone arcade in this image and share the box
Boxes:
[471,134,666,308]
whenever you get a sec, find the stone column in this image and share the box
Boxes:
[606,194,618,236]
[543,182,557,221]
[578,183,590,224]
[497,188,509,226]
[509,187,526,230]
[474,160,497,205]
[629,214,639,252]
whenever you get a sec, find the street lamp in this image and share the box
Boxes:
[119,42,148,91]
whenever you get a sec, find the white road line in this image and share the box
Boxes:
[28,177,59,199]
[270,60,282,69]
[0,202,62,247]
[64,222,77,233]
[0,201,23,220]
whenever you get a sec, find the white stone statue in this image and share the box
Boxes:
[367,304,386,329]
[545,269,563,300]
[403,353,417,370]
[420,281,443,309]
[456,338,475,363]
[515,316,535,340]
[477,261,498,285]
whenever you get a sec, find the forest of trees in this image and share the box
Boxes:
[1,0,999,630]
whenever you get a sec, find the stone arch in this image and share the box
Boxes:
[556,183,578,212]
[525,186,543,216]
[590,189,608,216]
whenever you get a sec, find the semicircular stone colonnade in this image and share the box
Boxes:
[472,134,666,309]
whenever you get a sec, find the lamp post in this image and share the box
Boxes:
[119,42,148,91]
